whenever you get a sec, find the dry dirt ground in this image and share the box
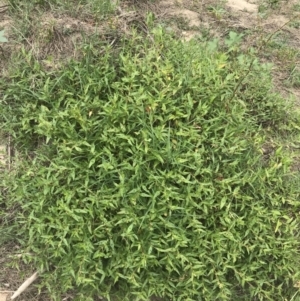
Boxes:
[0,0,299,300]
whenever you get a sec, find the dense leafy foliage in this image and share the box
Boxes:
[1,28,300,301]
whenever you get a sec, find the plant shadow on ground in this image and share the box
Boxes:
[1,1,299,300]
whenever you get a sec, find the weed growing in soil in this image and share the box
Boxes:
[1,26,300,301]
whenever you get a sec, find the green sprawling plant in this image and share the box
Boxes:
[1,27,300,301]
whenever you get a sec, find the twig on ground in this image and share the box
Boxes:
[10,272,38,300]
[8,134,11,171]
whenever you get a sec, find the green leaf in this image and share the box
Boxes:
[0,30,8,43]
[220,197,227,209]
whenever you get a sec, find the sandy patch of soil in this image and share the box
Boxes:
[0,292,10,301]
[160,0,201,27]
[226,0,258,13]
